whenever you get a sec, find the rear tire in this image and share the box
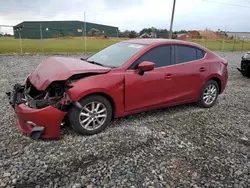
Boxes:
[68,95,112,135]
[197,80,219,108]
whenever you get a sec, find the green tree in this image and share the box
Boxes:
[128,30,137,38]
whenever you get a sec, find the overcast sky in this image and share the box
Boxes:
[0,0,250,34]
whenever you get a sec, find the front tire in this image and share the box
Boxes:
[197,80,219,108]
[68,95,112,135]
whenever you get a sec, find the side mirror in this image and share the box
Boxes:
[138,61,155,75]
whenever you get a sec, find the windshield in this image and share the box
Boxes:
[87,42,146,67]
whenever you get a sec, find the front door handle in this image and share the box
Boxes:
[165,73,173,80]
[199,67,207,72]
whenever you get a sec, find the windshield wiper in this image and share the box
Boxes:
[80,58,104,67]
[80,58,117,68]
[87,61,104,67]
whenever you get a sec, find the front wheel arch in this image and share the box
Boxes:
[77,92,116,119]
[68,94,113,135]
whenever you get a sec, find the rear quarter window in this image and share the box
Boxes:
[175,45,206,64]
[197,48,205,59]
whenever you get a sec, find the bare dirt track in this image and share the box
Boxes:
[0,52,249,188]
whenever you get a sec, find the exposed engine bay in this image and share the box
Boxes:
[7,73,99,111]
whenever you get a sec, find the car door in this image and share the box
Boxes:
[165,44,209,102]
[124,45,174,111]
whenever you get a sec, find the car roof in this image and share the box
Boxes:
[122,38,206,50]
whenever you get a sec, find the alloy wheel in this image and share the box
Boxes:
[203,84,217,105]
[79,101,107,131]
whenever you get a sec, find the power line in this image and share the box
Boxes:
[202,0,250,8]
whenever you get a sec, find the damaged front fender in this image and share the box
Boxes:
[7,71,111,139]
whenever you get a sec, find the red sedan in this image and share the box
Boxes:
[7,39,228,139]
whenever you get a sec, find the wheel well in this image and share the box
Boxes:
[83,92,116,119]
[209,77,221,94]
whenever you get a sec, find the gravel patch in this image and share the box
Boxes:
[0,52,250,188]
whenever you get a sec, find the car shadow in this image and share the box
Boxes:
[60,102,201,138]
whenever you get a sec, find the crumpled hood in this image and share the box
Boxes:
[28,57,111,90]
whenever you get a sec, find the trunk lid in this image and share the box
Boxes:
[28,57,111,90]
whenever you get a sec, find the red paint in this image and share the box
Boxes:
[138,61,155,71]
[29,57,111,90]
[16,104,66,139]
[14,39,228,139]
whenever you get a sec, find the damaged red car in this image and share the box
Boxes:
[7,39,228,139]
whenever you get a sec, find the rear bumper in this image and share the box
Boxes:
[15,104,67,139]
[220,67,228,93]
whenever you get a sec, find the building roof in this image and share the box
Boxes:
[14,20,118,29]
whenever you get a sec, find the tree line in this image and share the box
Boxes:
[118,27,188,38]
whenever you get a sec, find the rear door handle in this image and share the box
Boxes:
[199,67,207,72]
[165,73,173,79]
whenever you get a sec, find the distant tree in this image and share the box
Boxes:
[139,28,192,38]
[3,33,12,37]
[128,30,137,38]
[139,28,153,36]
[156,29,169,38]
[123,30,130,37]
[175,30,187,34]
[118,30,127,38]
[172,31,178,39]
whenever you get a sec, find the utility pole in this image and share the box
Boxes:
[117,29,119,41]
[222,25,226,51]
[82,25,84,49]
[19,30,23,54]
[169,0,176,39]
[84,11,87,53]
[40,24,44,52]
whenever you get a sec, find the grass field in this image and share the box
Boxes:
[0,37,250,54]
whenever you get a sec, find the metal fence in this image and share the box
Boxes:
[178,35,250,52]
[0,25,120,54]
[0,25,250,54]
